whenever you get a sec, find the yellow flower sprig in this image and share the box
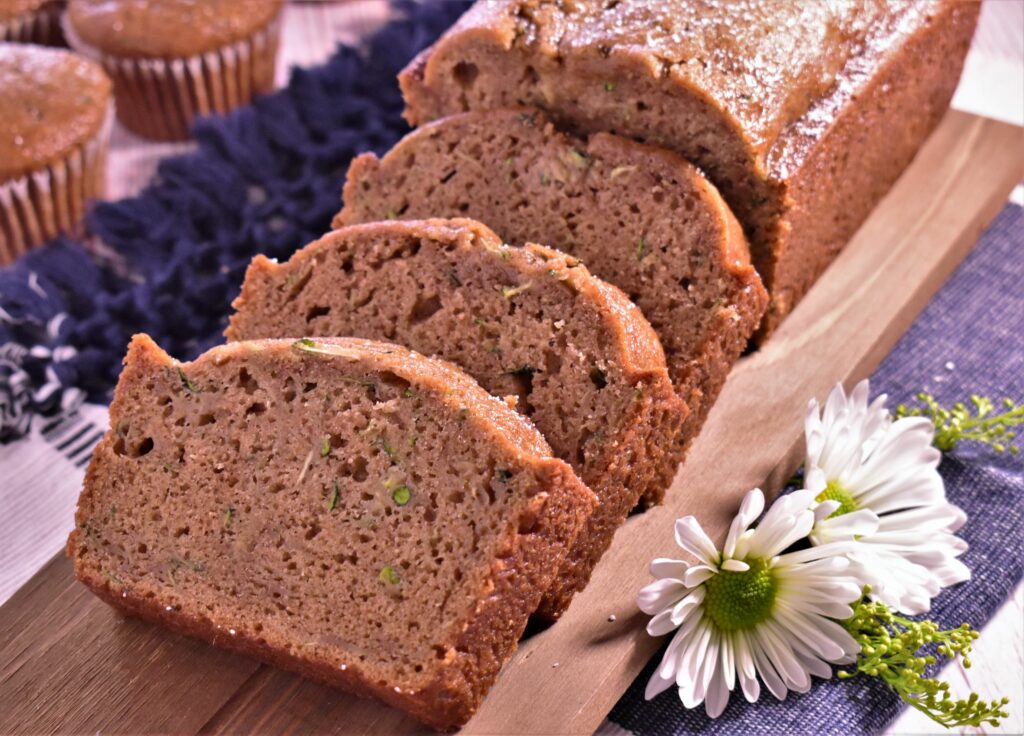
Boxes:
[840,591,1009,729]
[895,393,1022,454]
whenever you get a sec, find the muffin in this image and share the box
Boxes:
[0,1,65,46]
[0,43,112,264]
[64,0,284,141]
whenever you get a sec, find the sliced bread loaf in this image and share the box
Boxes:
[398,0,978,336]
[227,218,687,618]
[68,334,595,730]
[334,109,767,494]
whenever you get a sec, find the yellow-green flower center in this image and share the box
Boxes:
[703,558,778,631]
[815,480,859,518]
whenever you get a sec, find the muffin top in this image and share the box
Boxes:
[0,43,111,182]
[0,0,48,24]
[67,0,283,59]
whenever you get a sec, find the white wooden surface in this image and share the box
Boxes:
[7,1,1023,734]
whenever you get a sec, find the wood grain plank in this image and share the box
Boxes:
[0,556,260,735]
[0,110,1020,735]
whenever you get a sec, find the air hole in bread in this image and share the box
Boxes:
[306,305,331,322]
[452,61,479,89]
[410,294,443,324]
[130,437,154,458]
[238,368,260,394]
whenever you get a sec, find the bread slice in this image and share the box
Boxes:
[334,109,766,499]
[227,218,687,619]
[398,1,978,336]
[68,334,596,730]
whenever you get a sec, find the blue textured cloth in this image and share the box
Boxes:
[609,203,1024,735]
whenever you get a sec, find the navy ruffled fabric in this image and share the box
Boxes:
[0,0,471,439]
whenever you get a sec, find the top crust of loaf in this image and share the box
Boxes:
[69,334,596,730]
[401,0,937,181]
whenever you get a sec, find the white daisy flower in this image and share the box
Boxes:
[638,488,862,718]
[805,380,970,615]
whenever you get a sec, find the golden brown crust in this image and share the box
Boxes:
[66,0,283,59]
[336,109,766,402]
[403,0,890,156]
[518,239,667,380]
[428,459,594,719]
[225,334,562,462]
[69,333,596,731]
[0,43,111,181]
[64,0,281,141]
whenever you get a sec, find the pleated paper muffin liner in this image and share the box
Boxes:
[0,102,112,265]
[64,13,282,142]
[0,1,64,46]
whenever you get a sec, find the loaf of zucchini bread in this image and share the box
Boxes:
[68,334,596,730]
[335,109,766,491]
[227,218,687,618]
[399,0,979,336]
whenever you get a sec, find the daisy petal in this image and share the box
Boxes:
[671,588,706,626]
[721,559,750,572]
[645,666,675,700]
[735,631,761,703]
[802,379,968,614]
[684,565,717,587]
[724,489,765,558]
[637,578,686,615]
[675,517,719,566]
[749,634,788,702]
[650,558,689,580]
[647,608,681,636]
[704,653,731,718]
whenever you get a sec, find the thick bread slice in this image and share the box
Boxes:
[334,109,766,498]
[227,218,687,619]
[398,0,978,336]
[68,334,596,731]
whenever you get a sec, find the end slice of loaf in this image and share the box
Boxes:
[334,109,767,500]
[68,334,595,730]
[227,218,687,619]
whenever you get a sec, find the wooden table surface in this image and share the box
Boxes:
[3,1,1021,734]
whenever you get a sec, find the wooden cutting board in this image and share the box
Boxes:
[1,110,1021,735]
